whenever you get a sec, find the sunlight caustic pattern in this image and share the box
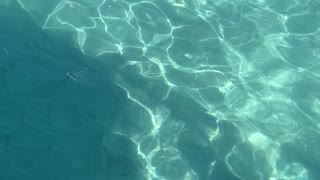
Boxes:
[17,0,320,179]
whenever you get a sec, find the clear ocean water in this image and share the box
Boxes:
[0,0,320,180]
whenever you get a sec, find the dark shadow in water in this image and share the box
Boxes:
[0,4,145,180]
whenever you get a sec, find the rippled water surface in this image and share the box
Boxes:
[1,0,320,180]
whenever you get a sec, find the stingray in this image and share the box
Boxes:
[67,67,104,89]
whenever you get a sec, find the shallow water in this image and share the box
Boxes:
[1,0,320,180]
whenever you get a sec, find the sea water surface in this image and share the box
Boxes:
[0,0,320,180]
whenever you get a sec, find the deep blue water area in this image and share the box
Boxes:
[0,5,146,180]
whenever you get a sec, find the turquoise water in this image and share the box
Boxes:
[1,0,320,180]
